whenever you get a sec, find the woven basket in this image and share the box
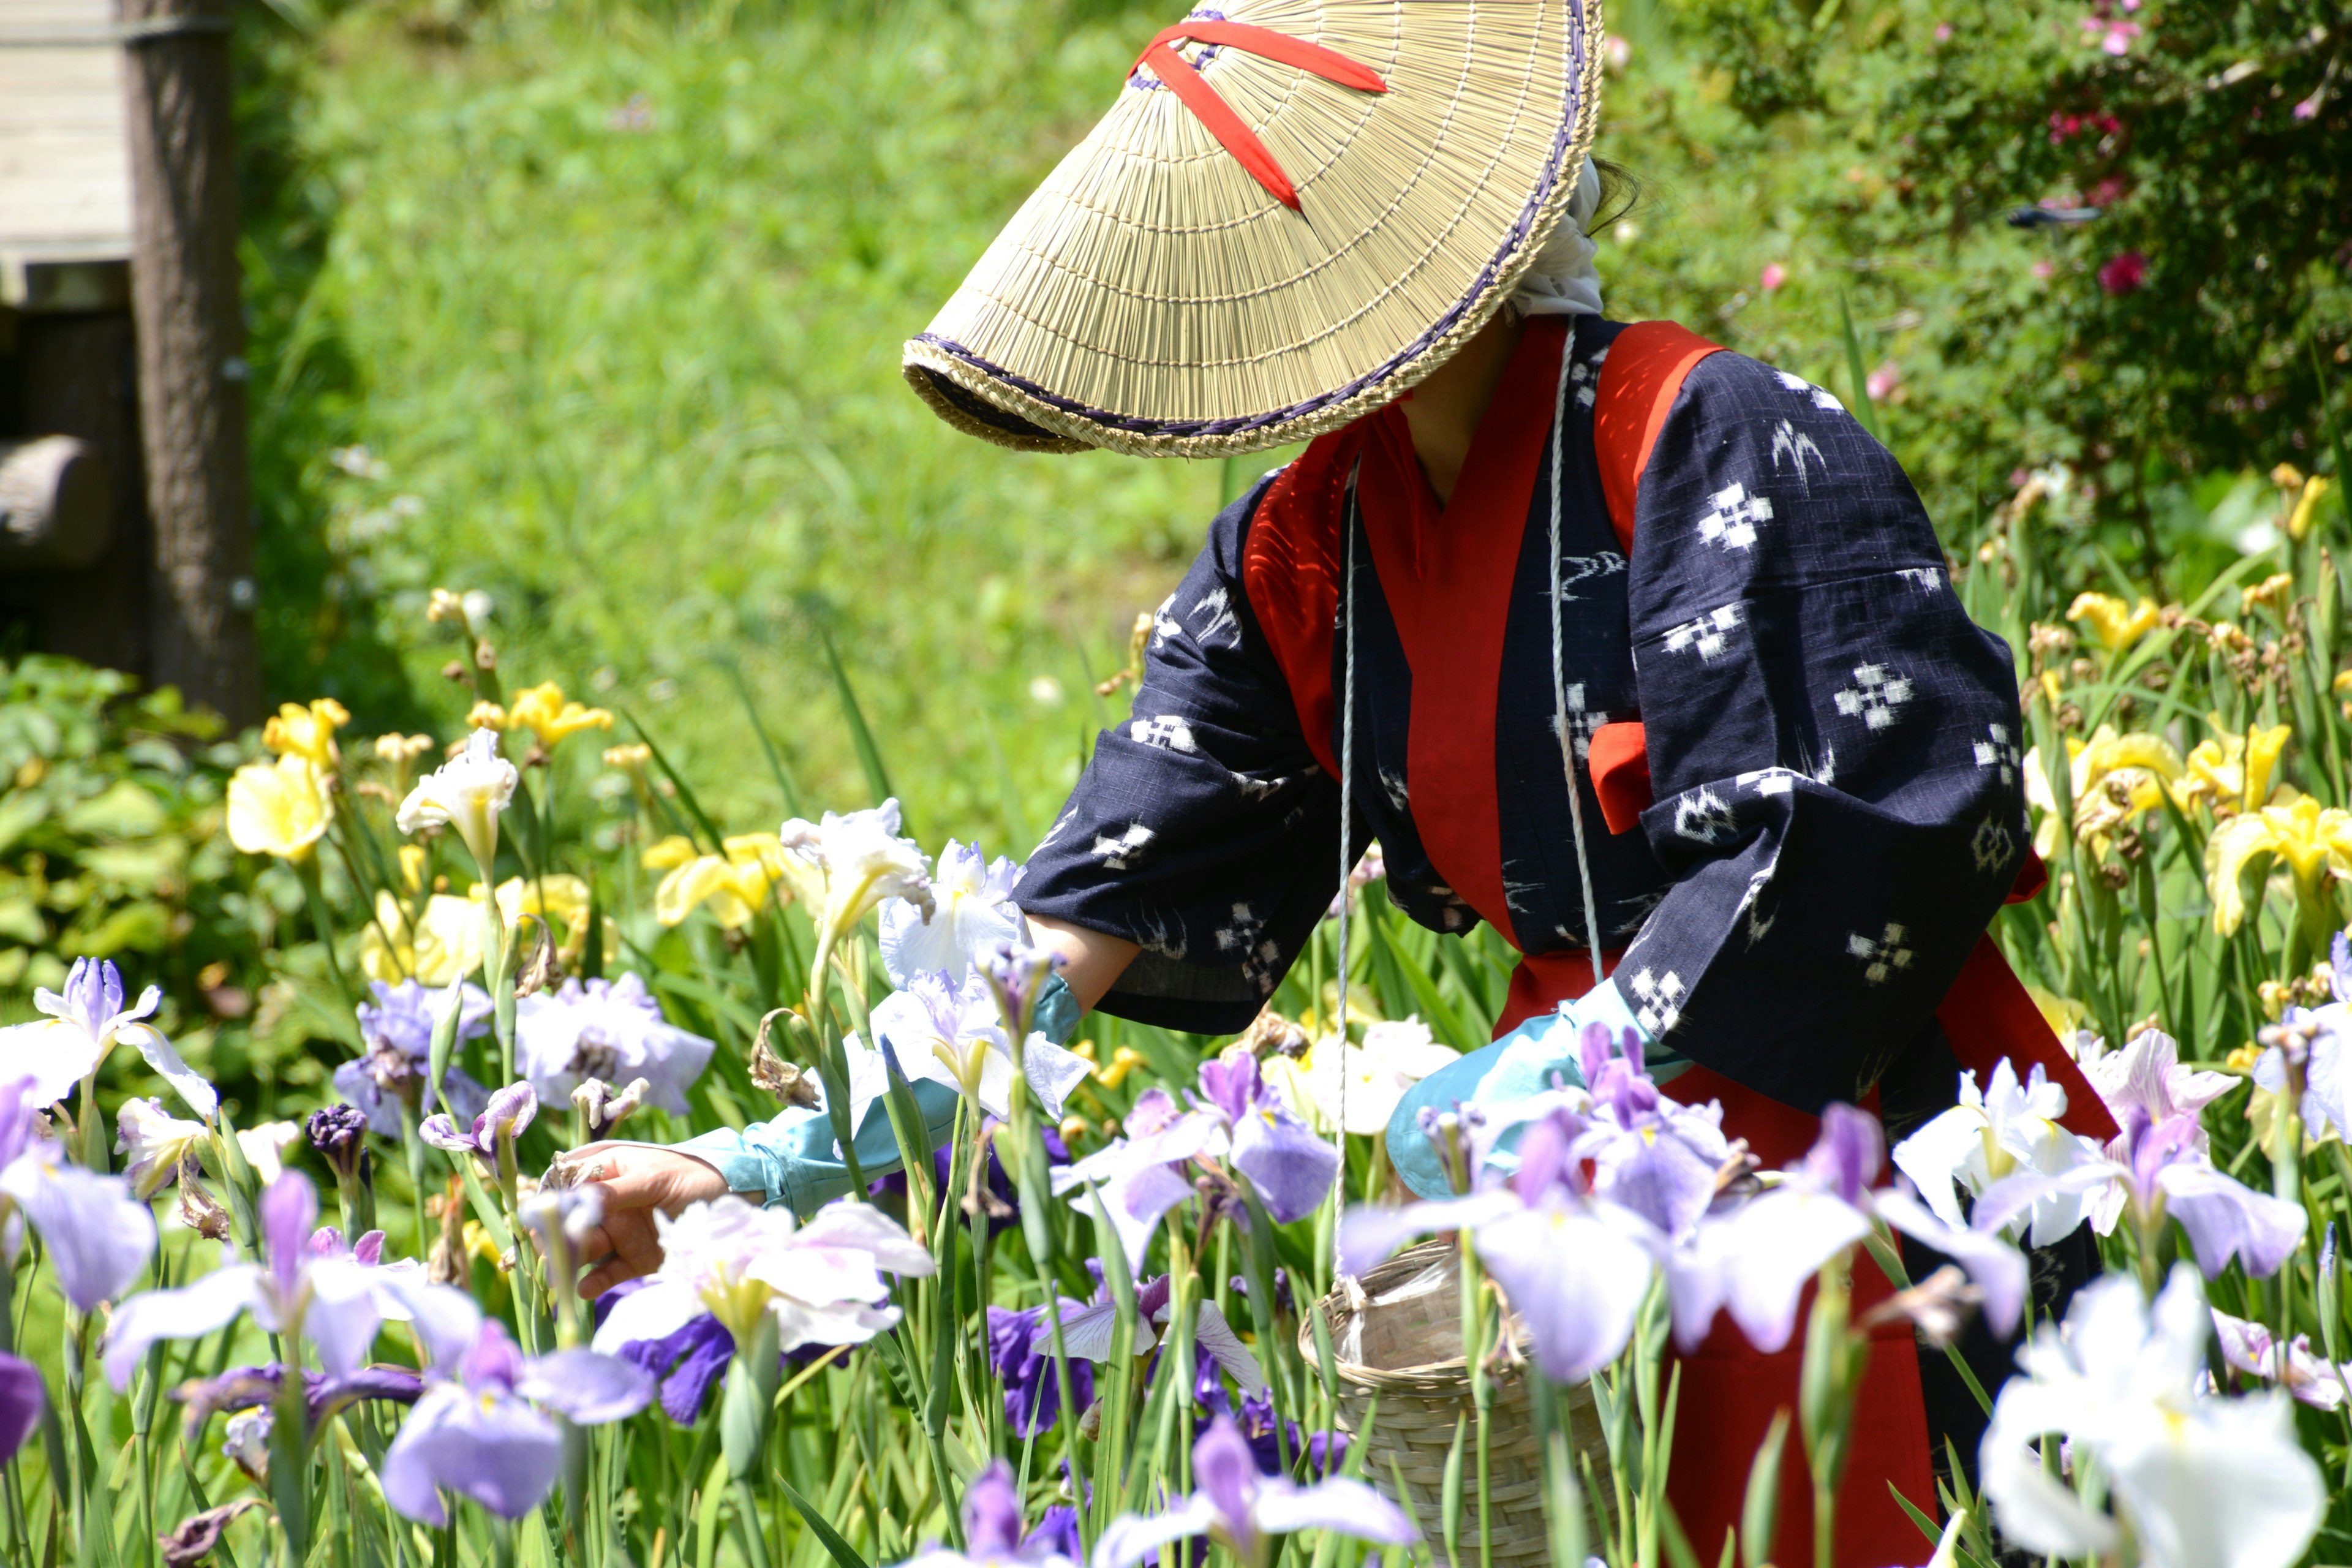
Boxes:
[1303,1238,1611,1568]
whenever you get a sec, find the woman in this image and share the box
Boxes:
[576,6,2112,1563]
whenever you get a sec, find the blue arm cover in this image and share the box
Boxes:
[676,973,1085,1216]
[1385,981,1672,1200]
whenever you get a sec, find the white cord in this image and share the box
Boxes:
[1548,326,1609,989]
[1333,462,1360,1283]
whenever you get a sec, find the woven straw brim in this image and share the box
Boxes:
[904,0,1605,458]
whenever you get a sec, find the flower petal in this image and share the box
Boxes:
[1250,1476,1417,1545]
[103,1262,262,1390]
[517,1349,656,1425]
[1089,1498,1219,1568]
[382,1382,563,1524]
[5,1158,157,1313]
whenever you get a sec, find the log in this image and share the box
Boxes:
[0,436,113,569]
[117,0,258,724]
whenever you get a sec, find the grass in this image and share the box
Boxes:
[258,0,1261,842]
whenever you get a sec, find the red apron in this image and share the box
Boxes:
[1239,317,2119,1568]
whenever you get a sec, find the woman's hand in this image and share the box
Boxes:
[565,1142,732,1299]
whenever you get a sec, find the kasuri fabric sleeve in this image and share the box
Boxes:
[1607,352,2030,1112]
[1014,480,1349,1036]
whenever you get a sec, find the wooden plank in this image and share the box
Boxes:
[0,0,132,258]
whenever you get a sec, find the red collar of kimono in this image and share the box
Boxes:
[1243,316,1570,951]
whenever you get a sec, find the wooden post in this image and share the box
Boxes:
[117,0,260,725]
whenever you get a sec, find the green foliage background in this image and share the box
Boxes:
[234,0,2349,840]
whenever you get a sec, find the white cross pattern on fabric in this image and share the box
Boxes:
[1663,605,1743,660]
[1832,663,1915,730]
[1559,682,1608,761]
[1556,551,1627,604]
[1229,770,1283,801]
[1697,483,1771,551]
[1627,967,1685,1034]
[1897,566,1945,593]
[1775,369,1845,413]
[1847,923,1915,985]
[1130,715,1197,753]
[1735,767,1802,796]
[1191,587,1241,647]
[1972,815,2017,876]
[1567,344,1611,409]
[1090,823,1156,871]
[1673,786,1738,844]
[1216,902,1281,995]
[1972,723,2019,787]
[1769,419,1828,490]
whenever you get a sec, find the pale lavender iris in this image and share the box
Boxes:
[1669,1104,2027,1355]
[1054,1089,1229,1270]
[382,1314,654,1525]
[1200,1054,1340,1224]
[1976,1106,2307,1281]
[515,973,715,1115]
[1093,1415,1417,1568]
[0,1352,43,1464]
[419,1080,538,1158]
[338,979,492,1133]
[103,1172,414,1388]
[878,841,1022,990]
[1569,1024,1730,1241]
[0,1151,158,1311]
[891,1458,1074,1568]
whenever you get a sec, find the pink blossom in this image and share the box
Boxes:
[2032,259,2057,281]
[1604,34,1632,70]
[1759,262,1787,293]
[2080,16,2142,53]
[1934,21,1953,40]
[1866,361,1902,402]
[2097,252,2149,295]
[2294,94,2322,119]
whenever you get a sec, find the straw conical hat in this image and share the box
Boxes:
[903,0,1605,458]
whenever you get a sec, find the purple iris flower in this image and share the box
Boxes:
[1057,1272,1268,1396]
[104,1172,418,1389]
[0,1353,43,1464]
[382,1316,654,1525]
[987,1303,1096,1437]
[1094,1415,1416,1568]
[1023,1507,1083,1565]
[0,956,214,1117]
[1201,1055,1338,1223]
[980,939,1065,1041]
[173,1362,424,1441]
[1566,1024,1730,1242]
[893,1458,1076,1568]
[594,1280,829,1426]
[1197,1384,1348,1479]
[418,1080,537,1159]
[341,979,493,1131]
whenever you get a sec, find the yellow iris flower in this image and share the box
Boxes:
[360,872,603,982]
[261,698,350,768]
[2022,726,2182,857]
[651,835,793,929]
[2204,791,2352,942]
[2286,474,2334,543]
[478,873,598,964]
[2175,721,2291,817]
[505,681,616,748]
[361,890,483,984]
[225,755,335,860]
[2065,592,2162,654]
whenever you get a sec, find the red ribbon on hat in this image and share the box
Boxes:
[1133,20,1387,211]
